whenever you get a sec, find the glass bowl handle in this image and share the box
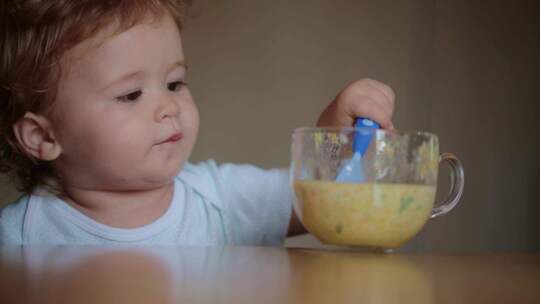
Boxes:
[430,152,465,218]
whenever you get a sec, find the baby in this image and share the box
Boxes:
[0,0,394,245]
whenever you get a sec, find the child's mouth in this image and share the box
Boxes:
[158,133,183,145]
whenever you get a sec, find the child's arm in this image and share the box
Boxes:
[287,78,396,237]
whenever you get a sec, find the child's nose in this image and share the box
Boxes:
[155,93,181,121]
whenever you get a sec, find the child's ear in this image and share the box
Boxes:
[12,112,62,161]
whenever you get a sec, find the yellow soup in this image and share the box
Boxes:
[294,181,436,248]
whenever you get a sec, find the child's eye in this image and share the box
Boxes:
[116,90,142,102]
[167,81,186,92]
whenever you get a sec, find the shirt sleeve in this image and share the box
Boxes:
[207,161,293,246]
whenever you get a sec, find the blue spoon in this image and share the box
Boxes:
[336,118,380,183]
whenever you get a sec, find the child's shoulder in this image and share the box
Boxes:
[180,159,282,188]
[178,159,287,205]
[0,195,31,245]
[180,159,219,178]
[1,195,30,223]
[176,160,221,205]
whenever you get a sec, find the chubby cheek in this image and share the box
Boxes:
[96,124,149,160]
[179,99,199,157]
[72,120,149,168]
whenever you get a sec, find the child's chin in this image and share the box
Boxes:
[164,161,184,179]
[158,166,184,182]
[126,178,176,191]
[128,170,182,190]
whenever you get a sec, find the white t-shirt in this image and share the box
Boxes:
[0,160,293,246]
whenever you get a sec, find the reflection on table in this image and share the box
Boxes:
[0,246,539,303]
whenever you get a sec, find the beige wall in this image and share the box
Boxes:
[1,0,539,252]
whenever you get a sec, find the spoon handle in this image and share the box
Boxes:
[353,118,380,155]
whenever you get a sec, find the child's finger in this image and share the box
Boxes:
[343,79,394,117]
[347,97,393,129]
[364,78,396,107]
[364,84,395,119]
[361,86,394,118]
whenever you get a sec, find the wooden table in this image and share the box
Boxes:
[0,246,538,303]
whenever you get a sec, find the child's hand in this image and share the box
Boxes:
[316,78,395,130]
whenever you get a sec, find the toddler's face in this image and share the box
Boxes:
[50,13,199,191]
